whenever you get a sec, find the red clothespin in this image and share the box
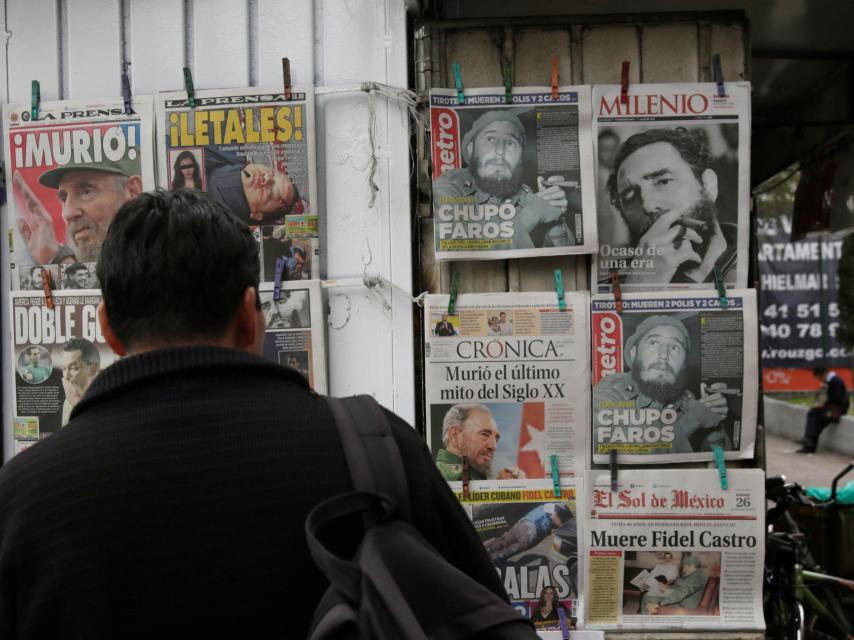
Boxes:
[40,268,53,309]
[461,456,471,500]
[620,61,630,105]
[610,270,623,313]
[550,55,559,100]
[282,58,292,101]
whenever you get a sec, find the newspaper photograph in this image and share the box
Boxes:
[430,86,597,259]
[9,290,117,455]
[424,292,590,482]
[583,469,765,631]
[258,280,326,394]
[592,82,750,292]
[2,97,155,287]
[455,478,584,631]
[156,87,318,281]
[591,290,758,464]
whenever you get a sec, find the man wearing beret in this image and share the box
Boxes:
[13,153,143,266]
[593,315,731,455]
[433,110,570,250]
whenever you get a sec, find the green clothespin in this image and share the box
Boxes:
[447,271,460,316]
[714,267,728,308]
[553,269,566,311]
[31,80,40,121]
[183,67,196,109]
[713,446,728,490]
[452,62,464,104]
[503,60,513,104]
[550,455,561,498]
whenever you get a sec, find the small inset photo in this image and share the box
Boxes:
[61,262,98,289]
[18,264,60,291]
[17,345,53,385]
[431,311,460,337]
[623,551,721,617]
[169,148,205,191]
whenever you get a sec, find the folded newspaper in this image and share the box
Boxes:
[590,290,758,464]
[592,82,750,293]
[424,292,590,482]
[430,86,597,259]
[583,469,765,631]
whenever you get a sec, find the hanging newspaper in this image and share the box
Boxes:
[258,281,327,394]
[456,478,584,632]
[583,469,765,631]
[9,290,117,456]
[590,290,758,464]
[430,86,597,259]
[2,97,155,288]
[424,292,590,482]
[592,82,750,292]
[156,87,319,281]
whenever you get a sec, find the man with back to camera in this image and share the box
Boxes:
[13,154,143,266]
[605,127,737,285]
[797,365,850,453]
[0,189,528,639]
[433,109,573,249]
[435,403,526,481]
[592,315,731,455]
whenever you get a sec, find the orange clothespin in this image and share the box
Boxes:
[282,58,292,101]
[41,268,53,309]
[551,55,559,100]
[620,61,630,105]
[610,270,623,313]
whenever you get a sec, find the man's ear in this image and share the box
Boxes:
[97,302,127,357]
[125,175,144,199]
[700,168,718,203]
[233,287,263,355]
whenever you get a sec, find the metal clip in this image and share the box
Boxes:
[551,55,559,100]
[610,270,623,313]
[282,58,292,100]
[620,61,630,105]
[453,62,464,104]
[183,67,196,109]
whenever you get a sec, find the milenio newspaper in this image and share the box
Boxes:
[430,86,597,260]
[424,292,590,482]
[583,469,765,631]
[2,97,155,289]
[590,290,758,464]
[591,82,750,292]
[156,87,319,281]
[258,281,327,394]
[8,290,118,458]
[455,478,585,631]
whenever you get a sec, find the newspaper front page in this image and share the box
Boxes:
[590,290,758,464]
[9,290,117,455]
[583,469,765,631]
[156,88,319,281]
[591,82,750,293]
[2,98,155,287]
[258,281,327,394]
[430,86,597,259]
[424,292,590,482]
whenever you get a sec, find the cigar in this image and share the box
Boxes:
[713,388,742,396]
[678,217,708,232]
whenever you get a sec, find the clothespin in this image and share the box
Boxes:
[550,455,561,498]
[550,55,559,100]
[713,446,728,490]
[713,267,728,308]
[609,449,618,492]
[31,80,40,121]
[712,53,726,98]
[447,271,460,316]
[620,61,630,105]
[452,62,464,105]
[503,60,513,104]
[557,606,570,640]
[0,164,6,207]
[183,67,196,109]
[40,268,53,310]
[282,58,292,100]
[121,62,132,115]
[553,269,566,311]
[461,456,471,501]
[609,270,623,313]
[273,255,286,301]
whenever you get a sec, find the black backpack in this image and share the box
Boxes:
[306,395,538,640]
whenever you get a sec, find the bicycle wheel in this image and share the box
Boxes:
[804,630,837,640]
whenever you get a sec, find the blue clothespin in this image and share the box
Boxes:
[503,60,513,104]
[121,62,132,115]
[553,269,566,311]
[557,606,570,640]
[712,54,726,98]
[713,267,728,308]
[550,455,561,498]
[273,255,286,301]
[31,80,40,121]
[713,446,728,490]
[609,449,618,491]
[183,67,196,109]
[447,271,460,316]
[452,62,464,105]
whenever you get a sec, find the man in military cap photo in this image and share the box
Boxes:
[13,152,143,266]
[592,315,731,455]
[433,109,571,249]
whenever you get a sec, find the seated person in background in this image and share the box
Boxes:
[797,365,849,453]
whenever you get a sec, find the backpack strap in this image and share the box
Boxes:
[326,395,411,521]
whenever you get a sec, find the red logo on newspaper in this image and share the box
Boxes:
[516,402,546,478]
[431,107,461,178]
[592,312,622,384]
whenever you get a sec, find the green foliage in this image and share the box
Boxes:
[837,233,854,348]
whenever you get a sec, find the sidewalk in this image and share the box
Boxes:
[766,431,853,489]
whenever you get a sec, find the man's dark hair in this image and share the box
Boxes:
[97,189,260,349]
[64,338,100,367]
[65,263,89,276]
[813,365,828,377]
[607,127,712,208]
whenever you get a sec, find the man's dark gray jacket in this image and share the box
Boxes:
[0,347,506,638]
